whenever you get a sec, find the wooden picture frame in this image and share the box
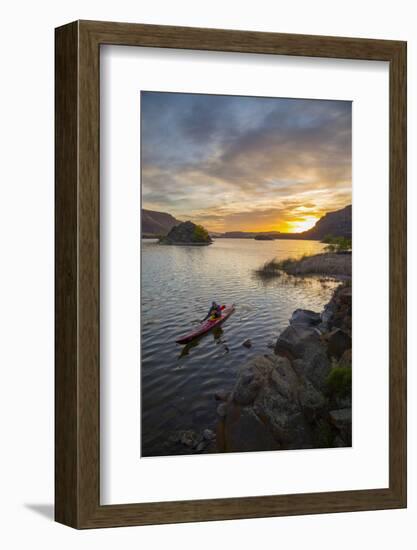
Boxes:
[55,20,407,528]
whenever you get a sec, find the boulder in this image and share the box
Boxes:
[223,404,279,452]
[320,283,352,333]
[275,325,331,392]
[233,366,262,406]
[321,302,336,327]
[274,325,322,359]
[242,339,252,348]
[179,430,201,448]
[203,428,216,441]
[297,379,327,420]
[337,285,352,305]
[291,353,331,394]
[329,408,352,444]
[196,440,209,452]
[227,354,323,449]
[325,328,352,359]
[334,435,348,447]
[339,348,352,369]
[216,403,228,417]
[290,309,321,327]
[214,390,230,402]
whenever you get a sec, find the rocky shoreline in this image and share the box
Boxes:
[167,282,352,455]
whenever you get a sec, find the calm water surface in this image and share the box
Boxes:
[141,238,337,456]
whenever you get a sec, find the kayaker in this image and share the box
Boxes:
[203,301,222,321]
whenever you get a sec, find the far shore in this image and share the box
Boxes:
[159,242,212,246]
[142,234,324,242]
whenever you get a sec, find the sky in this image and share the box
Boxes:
[141,91,352,233]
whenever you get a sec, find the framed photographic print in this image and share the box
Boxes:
[55,20,406,528]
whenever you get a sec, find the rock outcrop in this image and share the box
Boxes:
[159,221,213,246]
[214,282,352,453]
[301,205,352,240]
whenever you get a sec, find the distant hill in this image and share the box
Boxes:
[142,209,182,236]
[142,205,352,241]
[219,231,282,239]
[300,205,352,240]
[216,205,351,241]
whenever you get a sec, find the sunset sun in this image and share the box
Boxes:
[286,216,320,233]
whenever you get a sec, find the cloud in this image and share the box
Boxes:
[141,92,351,232]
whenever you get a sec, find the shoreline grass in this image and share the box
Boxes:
[255,252,352,280]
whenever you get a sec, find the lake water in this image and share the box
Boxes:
[141,238,338,457]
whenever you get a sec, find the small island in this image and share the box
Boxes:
[159,221,213,246]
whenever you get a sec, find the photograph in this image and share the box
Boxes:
[141,91,352,457]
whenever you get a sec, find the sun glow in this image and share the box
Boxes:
[286,216,320,233]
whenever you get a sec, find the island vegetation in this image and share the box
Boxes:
[159,220,213,246]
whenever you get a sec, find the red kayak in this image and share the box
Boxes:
[176,304,235,344]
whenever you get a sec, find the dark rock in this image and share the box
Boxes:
[329,408,352,444]
[325,328,352,359]
[312,418,335,448]
[329,408,351,426]
[224,405,279,452]
[321,302,336,328]
[274,325,322,359]
[242,339,252,348]
[297,380,327,420]
[179,430,201,448]
[335,395,352,409]
[229,355,322,449]
[196,440,209,452]
[275,325,331,392]
[327,284,352,334]
[233,366,262,405]
[251,356,315,447]
[216,403,228,417]
[316,322,329,334]
[334,435,348,447]
[241,371,254,384]
[320,283,352,334]
[338,285,352,305]
[203,428,216,441]
[290,309,321,327]
[159,220,212,246]
[214,390,230,402]
[292,352,331,394]
[339,348,352,369]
